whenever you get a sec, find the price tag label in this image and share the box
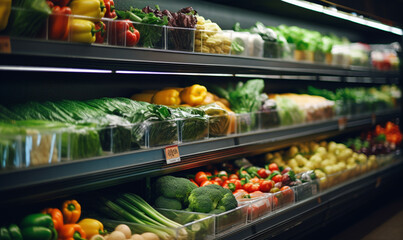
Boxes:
[338,117,347,131]
[371,114,376,125]
[0,36,11,53]
[164,145,181,164]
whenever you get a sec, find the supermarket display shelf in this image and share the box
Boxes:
[0,109,399,205]
[0,38,399,82]
[218,157,403,240]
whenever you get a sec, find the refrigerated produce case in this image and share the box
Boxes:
[0,0,402,239]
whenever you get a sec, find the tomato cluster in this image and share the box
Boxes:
[190,163,296,198]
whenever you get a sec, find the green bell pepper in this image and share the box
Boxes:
[8,224,22,240]
[20,213,57,240]
[0,226,11,240]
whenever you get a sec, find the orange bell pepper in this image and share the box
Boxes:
[58,224,86,240]
[62,200,81,224]
[42,208,64,232]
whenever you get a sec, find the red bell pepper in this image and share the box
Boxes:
[104,0,116,18]
[109,19,140,46]
[50,0,71,7]
[94,21,106,43]
[42,208,64,232]
[48,6,71,41]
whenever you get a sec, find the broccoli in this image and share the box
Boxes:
[154,196,182,210]
[154,175,197,205]
[188,184,238,213]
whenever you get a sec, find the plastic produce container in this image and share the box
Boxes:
[145,120,178,148]
[263,41,281,58]
[133,22,165,49]
[292,180,319,202]
[107,19,142,48]
[213,205,248,236]
[248,33,264,58]
[207,114,232,137]
[271,187,295,211]
[0,134,24,169]
[237,195,272,222]
[23,130,61,167]
[102,210,215,240]
[97,124,135,154]
[178,117,208,143]
[61,127,103,161]
[194,29,231,55]
[167,26,195,52]
[227,31,249,56]
[236,113,259,134]
[259,110,280,130]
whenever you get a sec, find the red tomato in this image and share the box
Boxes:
[259,180,274,192]
[272,174,283,183]
[249,190,265,198]
[211,177,223,186]
[195,171,208,185]
[229,179,242,190]
[233,189,249,195]
[268,163,280,172]
[200,180,213,187]
[249,176,261,184]
[217,170,229,181]
[229,174,239,180]
[257,168,269,178]
[280,186,294,202]
[243,183,260,193]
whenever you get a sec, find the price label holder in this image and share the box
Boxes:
[0,36,11,53]
[164,145,181,164]
[338,117,347,131]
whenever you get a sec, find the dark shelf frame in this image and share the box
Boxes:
[0,109,399,205]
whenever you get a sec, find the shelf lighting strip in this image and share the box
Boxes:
[0,66,112,73]
[282,0,403,35]
[115,70,233,77]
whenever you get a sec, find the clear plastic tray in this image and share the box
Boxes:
[213,205,248,236]
[271,188,295,211]
[167,26,195,52]
[292,180,319,202]
[194,29,232,55]
[237,195,272,222]
[263,41,281,59]
[207,114,232,138]
[236,113,259,134]
[0,134,24,169]
[258,110,280,130]
[145,120,179,148]
[178,117,208,143]
[102,209,215,240]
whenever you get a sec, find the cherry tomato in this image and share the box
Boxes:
[259,180,274,192]
[257,168,269,178]
[217,170,228,181]
[229,179,242,190]
[195,171,208,185]
[211,177,223,186]
[229,174,239,180]
[268,163,280,172]
[249,190,265,198]
[243,183,260,193]
[272,174,283,183]
[280,186,293,198]
[249,176,262,184]
[200,180,213,187]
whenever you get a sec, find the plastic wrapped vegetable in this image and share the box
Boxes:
[7,0,52,37]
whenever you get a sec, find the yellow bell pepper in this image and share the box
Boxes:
[152,89,181,106]
[78,218,105,238]
[70,0,106,22]
[70,19,98,43]
[0,0,11,31]
[180,84,207,106]
[131,93,154,103]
